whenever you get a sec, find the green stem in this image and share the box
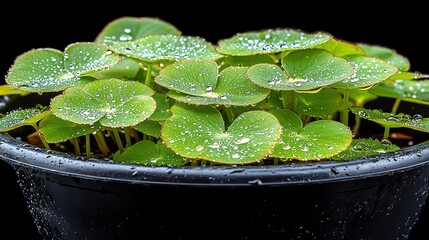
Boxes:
[353,116,361,135]
[94,131,110,156]
[124,128,132,148]
[341,90,350,126]
[31,124,50,150]
[273,158,279,165]
[112,129,124,152]
[384,99,402,139]
[70,138,81,156]
[145,64,153,88]
[201,160,207,166]
[85,134,91,158]
[282,91,296,112]
[225,107,235,124]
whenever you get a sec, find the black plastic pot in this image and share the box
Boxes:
[1,135,429,240]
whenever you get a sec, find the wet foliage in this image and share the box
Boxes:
[1,17,428,166]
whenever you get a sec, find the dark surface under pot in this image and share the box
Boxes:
[1,134,429,240]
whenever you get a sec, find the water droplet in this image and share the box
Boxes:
[381,139,392,146]
[248,179,263,185]
[236,138,250,144]
[412,114,423,121]
[232,153,240,159]
[416,150,422,157]
[331,167,339,175]
[196,145,204,151]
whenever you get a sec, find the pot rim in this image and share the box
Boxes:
[1,134,428,187]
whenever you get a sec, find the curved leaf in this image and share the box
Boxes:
[332,139,399,161]
[156,61,270,106]
[110,35,222,62]
[162,103,282,164]
[369,79,429,105]
[332,55,398,89]
[51,79,156,127]
[217,29,331,56]
[7,43,120,92]
[358,43,410,71]
[0,108,50,131]
[316,38,365,56]
[113,140,185,166]
[351,107,429,133]
[96,17,181,45]
[39,115,100,143]
[247,49,353,91]
[270,109,352,160]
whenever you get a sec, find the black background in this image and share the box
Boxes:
[0,4,428,239]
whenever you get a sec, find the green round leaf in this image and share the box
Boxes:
[247,50,353,91]
[295,88,342,116]
[358,43,410,71]
[134,120,162,138]
[157,61,270,106]
[282,49,354,89]
[64,43,120,76]
[39,115,100,143]
[162,103,282,164]
[95,17,181,45]
[332,139,399,161]
[110,35,222,62]
[369,79,429,105]
[316,38,365,56]
[51,79,156,127]
[7,43,120,92]
[270,109,352,160]
[113,140,185,166]
[0,107,50,132]
[217,29,331,56]
[332,55,398,89]
[351,107,429,133]
[155,59,219,96]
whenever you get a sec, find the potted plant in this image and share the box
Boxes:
[0,16,428,240]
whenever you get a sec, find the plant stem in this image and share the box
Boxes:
[70,138,81,156]
[85,134,91,158]
[145,64,153,88]
[31,124,50,150]
[384,99,402,139]
[225,107,235,124]
[94,131,110,156]
[282,91,295,111]
[353,116,361,135]
[341,90,350,126]
[273,158,279,165]
[112,129,124,152]
[201,160,207,166]
[124,128,132,148]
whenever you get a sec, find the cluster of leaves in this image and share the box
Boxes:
[1,17,428,167]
